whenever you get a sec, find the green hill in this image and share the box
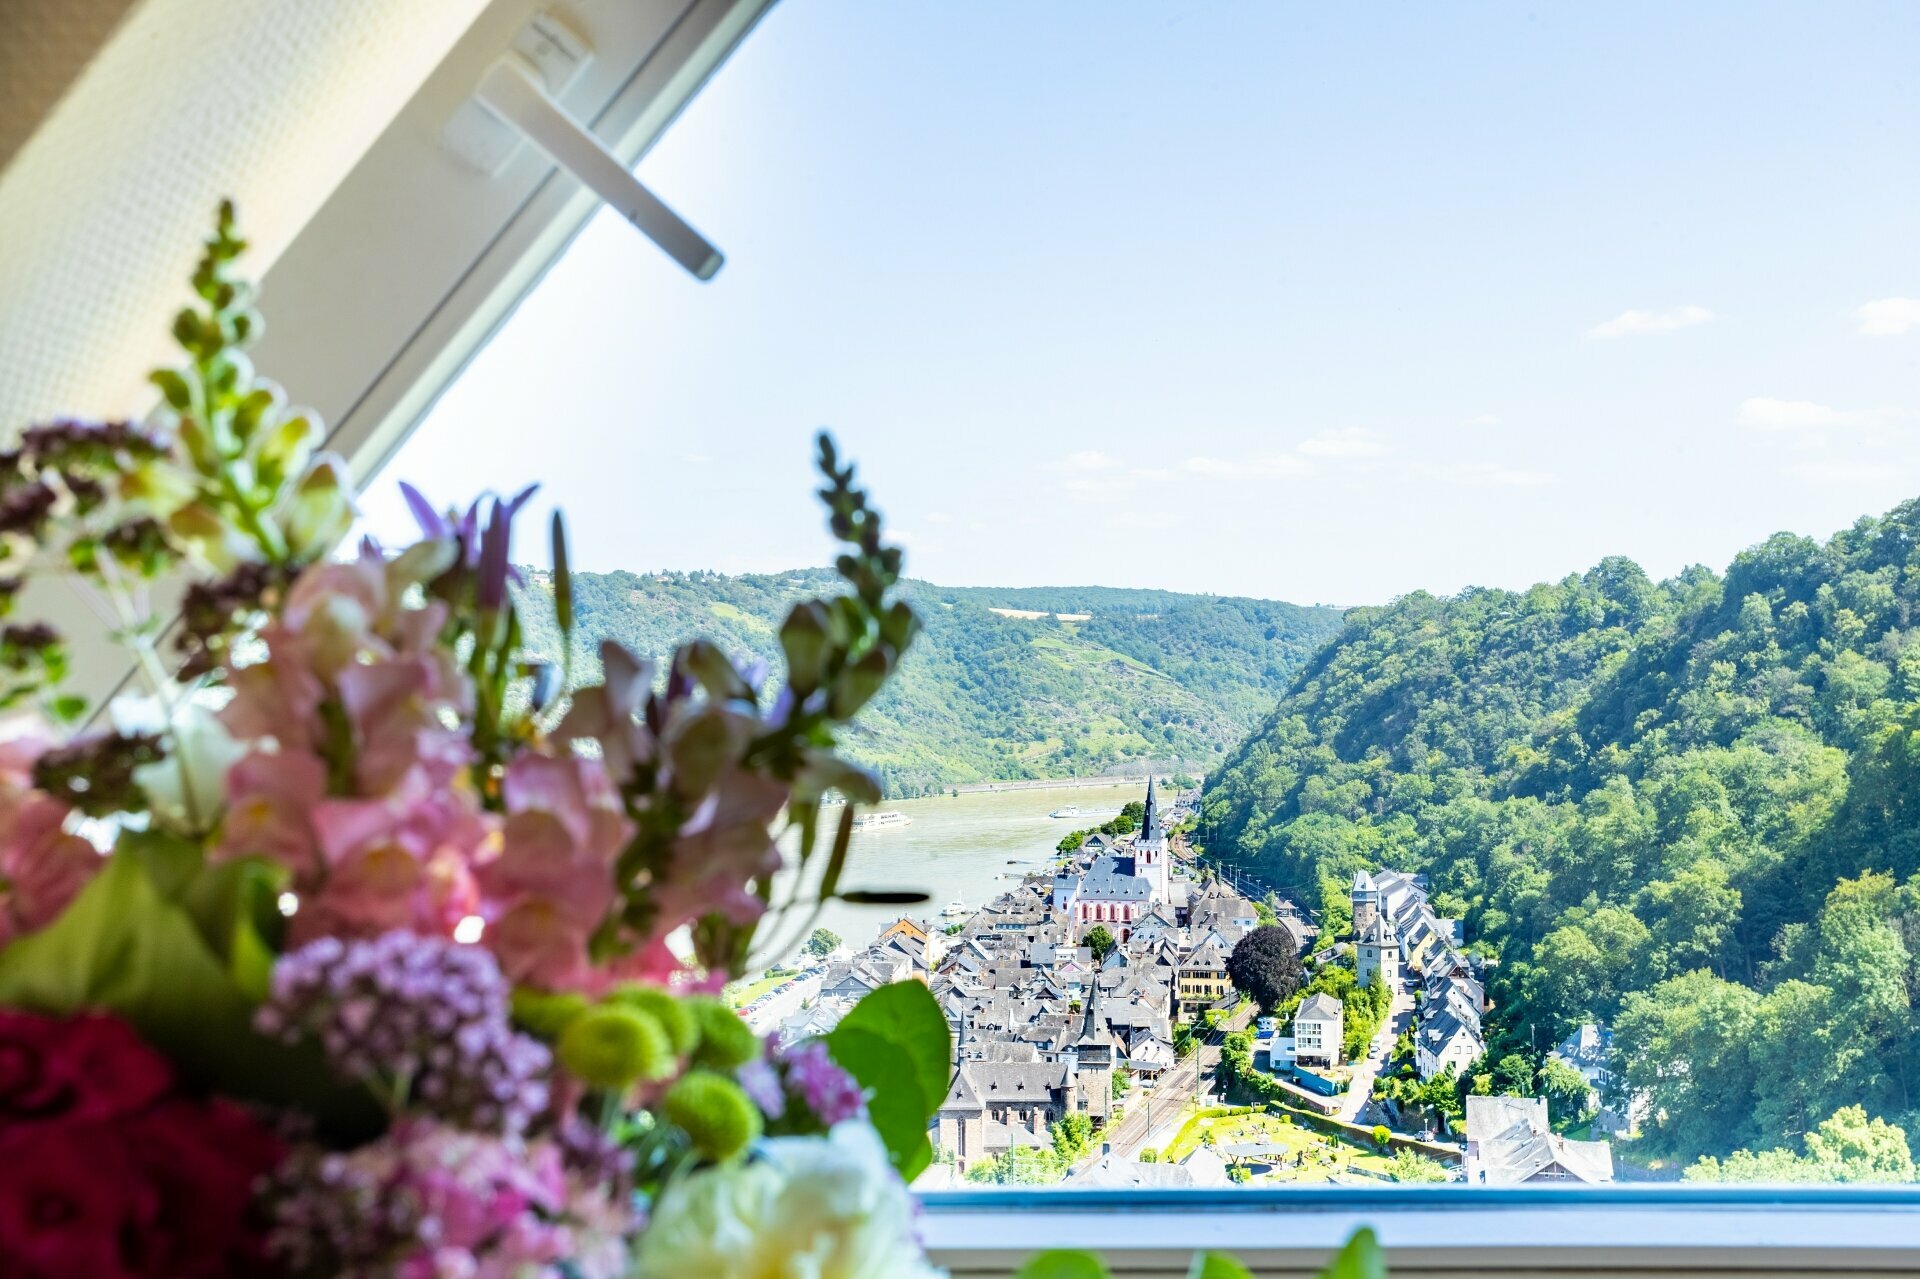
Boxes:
[519,569,1344,795]
[1200,500,1920,1167]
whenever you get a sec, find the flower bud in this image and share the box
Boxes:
[826,647,891,720]
[556,1005,674,1090]
[687,997,759,1072]
[280,454,356,560]
[608,984,698,1057]
[662,1071,761,1163]
[511,987,589,1040]
[779,600,832,694]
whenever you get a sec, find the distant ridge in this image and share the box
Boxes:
[518,568,1344,796]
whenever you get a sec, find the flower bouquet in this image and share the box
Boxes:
[0,208,1383,1279]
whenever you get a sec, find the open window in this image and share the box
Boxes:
[7,3,1920,1274]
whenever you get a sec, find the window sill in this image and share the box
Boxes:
[919,1186,1920,1276]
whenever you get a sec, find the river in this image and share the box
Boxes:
[754,780,1150,965]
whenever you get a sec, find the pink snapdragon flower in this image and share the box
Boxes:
[477,755,632,989]
[297,777,487,943]
[0,733,98,946]
[214,749,328,875]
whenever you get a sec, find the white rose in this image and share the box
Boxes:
[634,1122,945,1279]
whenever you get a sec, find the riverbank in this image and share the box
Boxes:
[766,782,1154,964]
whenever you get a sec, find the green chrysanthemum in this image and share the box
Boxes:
[687,996,759,1071]
[608,983,698,1057]
[557,1005,674,1089]
[510,987,589,1040]
[663,1070,762,1162]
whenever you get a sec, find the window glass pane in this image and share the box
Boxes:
[365,3,1920,1191]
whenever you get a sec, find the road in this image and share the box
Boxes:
[1335,988,1414,1122]
[1086,1000,1254,1166]
[741,972,822,1034]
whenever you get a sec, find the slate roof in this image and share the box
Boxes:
[941,1061,1068,1112]
[1296,992,1344,1022]
[1064,1153,1196,1188]
[1466,1095,1613,1184]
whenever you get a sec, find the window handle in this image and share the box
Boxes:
[474,55,724,281]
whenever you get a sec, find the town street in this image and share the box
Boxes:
[741,972,821,1034]
[1335,989,1414,1122]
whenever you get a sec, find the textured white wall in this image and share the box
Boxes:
[0,0,491,433]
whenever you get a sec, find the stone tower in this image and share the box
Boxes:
[1351,868,1380,938]
[1072,976,1113,1124]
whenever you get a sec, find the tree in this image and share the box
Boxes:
[1370,1124,1391,1148]
[1490,1053,1534,1098]
[1227,925,1306,1013]
[1536,1057,1595,1127]
[1082,925,1117,961]
[1388,1149,1451,1183]
[1687,1106,1916,1184]
[1138,1147,1160,1163]
[802,927,841,959]
[1051,1113,1094,1163]
[1614,969,1763,1157]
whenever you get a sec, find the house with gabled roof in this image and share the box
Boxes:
[1464,1095,1613,1184]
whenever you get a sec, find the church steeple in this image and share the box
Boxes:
[1077,970,1104,1045]
[1142,774,1161,843]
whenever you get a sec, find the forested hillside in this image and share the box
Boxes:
[1200,500,1920,1168]
[519,569,1342,795]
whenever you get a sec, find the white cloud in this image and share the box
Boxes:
[1738,397,1875,432]
[1298,427,1388,459]
[1180,454,1313,478]
[1858,298,1920,337]
[1439,462,1556,487]
[1587,304,1715,339]
[1465,414,1501,427]
[1129,467,1174,480]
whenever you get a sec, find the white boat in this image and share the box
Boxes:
[940,899,968,917]
[852,810,912,831]
[1049,805,1080,819]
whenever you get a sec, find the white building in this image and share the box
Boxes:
[1293,991,1344,1068]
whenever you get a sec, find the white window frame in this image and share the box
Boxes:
[919,1186,1920,1276]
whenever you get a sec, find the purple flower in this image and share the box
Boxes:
[259,932,549,1135]
[736,1056,786,1121]
[780,1039,868,1126]
[265,1120,584,1279]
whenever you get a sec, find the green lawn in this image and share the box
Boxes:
[725,972,788,1008]
[1161,1110,1399,1183]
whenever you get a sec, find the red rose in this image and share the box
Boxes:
[0,1120,156,1279]
[0,1010,170,1122]
[122,1097,285,1278]
[0,1013,284,1278]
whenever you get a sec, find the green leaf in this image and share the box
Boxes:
[0,852,378,1134]
[829,978,951,1125]
[823,1025,934,1179]
[1190,1254,1256,1279]
[1015,1252,1111,1279]
[1316,1228,1386,1279]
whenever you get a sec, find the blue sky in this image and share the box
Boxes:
[363,2,1920,606]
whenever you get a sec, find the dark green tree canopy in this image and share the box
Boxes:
[1227,925,1306,1013]
[1199,496,1920,1166]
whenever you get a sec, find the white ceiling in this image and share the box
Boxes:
[0,0,490,434]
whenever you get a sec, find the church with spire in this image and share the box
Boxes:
[1050,776,1174,943]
